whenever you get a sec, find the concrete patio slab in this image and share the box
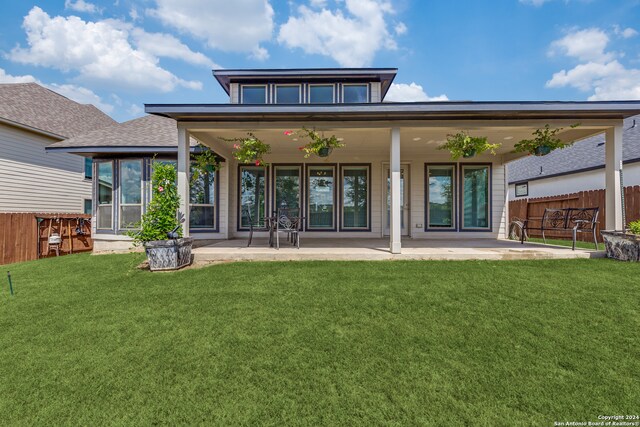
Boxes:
[193,238,604,262]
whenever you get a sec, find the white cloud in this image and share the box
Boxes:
[394,22,407,35]
[519,0,552,5]
[613,25,638,39]
[546,28,640,100]
[278,0,398,67]
[309,0,328,7]
[65,0,101,14]
[8,7,206,92]
[0,68,37,83]
[46,83,114,113]
[384,83,448,102]
[148,0,274,58]
[549,28,614,62]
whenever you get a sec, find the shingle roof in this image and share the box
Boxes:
[508,115,640,184]
[47,114,194,152]
[0,83,116,138]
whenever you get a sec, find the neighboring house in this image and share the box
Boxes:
[508,115,640,199]
[47,68,640,253]
[0,83,116,213]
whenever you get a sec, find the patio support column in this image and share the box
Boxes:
[390,127,402,254]
[605,123,624,230]
[177,125,190,237]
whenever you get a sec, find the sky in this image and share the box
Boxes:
[0,0,639,122]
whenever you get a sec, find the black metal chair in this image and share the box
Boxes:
[275,208,301,249]
[244,207,271,247]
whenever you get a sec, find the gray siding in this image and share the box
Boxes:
[0,123,91,212]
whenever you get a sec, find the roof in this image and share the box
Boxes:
[0,83,115,138]
[213,68,398,99]
[47,114,196,154]
[146,100,640,122]
[508,115,640,184]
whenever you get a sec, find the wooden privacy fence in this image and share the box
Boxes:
[0,213,92,265]
[509,186,640,242]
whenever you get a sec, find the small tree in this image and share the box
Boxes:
[128,162,181,245]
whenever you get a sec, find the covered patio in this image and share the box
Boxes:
[193,238,602,261]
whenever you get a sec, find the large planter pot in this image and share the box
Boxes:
[144,237,193,271]
[601,231,640,261]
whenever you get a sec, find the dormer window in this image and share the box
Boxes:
[241,85,267,104]
[343,84,368,103]
[309,84,334,104]
[275,85,301,104]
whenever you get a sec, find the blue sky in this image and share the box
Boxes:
[0,0,639,122]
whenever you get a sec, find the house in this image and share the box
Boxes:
[46,68,640,253]
[0,83,116,213]
[508,115,640,199]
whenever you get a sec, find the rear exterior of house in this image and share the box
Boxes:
[0,83,116,213]
[47,68,640,253]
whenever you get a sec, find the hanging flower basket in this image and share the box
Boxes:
[438,131,500,160]
[534,145,553,156]
[462,148,477,158]
[222,132,271,165]
[286,127,345,158]
[514,124,580,156]
[317,147,333,157]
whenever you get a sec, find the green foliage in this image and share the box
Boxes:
[438,131,500,160]
[513,124,580,155]
[127,162,181,245]
[628,220,640,234]
[293,127,345,158]
[190,144,220,185]
[222,132,271,166]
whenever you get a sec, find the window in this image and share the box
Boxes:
[426,165,455,230]
[239,166,267,229]
[190,165,216,229]
[84,199,92,215]
[84,157,92,179]
[96,161,113,230]
[241,85,267,104]
[343,84,368,103]
[309,84,334,104]
[274,166,301,216]
[275,85,300,104]
[307,166,335,230]
[119,160,142,229]
[515,182,528,197]
[461,165,490,230]
[341,166,369,230]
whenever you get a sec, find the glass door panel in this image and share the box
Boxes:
[307,166,335,229]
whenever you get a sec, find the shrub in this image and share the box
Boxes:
[628,220,640,235]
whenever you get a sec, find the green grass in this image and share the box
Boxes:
[1,254,639,425]
[524,237,604,250]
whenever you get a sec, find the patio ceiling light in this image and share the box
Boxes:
[413,137,422,141]
[504,136,514,140]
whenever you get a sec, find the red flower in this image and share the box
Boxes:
[298,146,304,150]
[233,144,240,149]
[255,160,261,166]
[284,130,294,136]
[158,186,164,192]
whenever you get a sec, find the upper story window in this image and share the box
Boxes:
[343,84,368,103]
[241,85,267,104]
[309,84,334,104]
[275,85,301,104]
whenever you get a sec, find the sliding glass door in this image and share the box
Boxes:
[341,165,369,230]
[307,166,335,230]
[426,165,455,230]
[274,165,301,216]
[239,166,267,229]
[461,165,490,230]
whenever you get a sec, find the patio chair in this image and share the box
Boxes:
[244,207,272,247]
[275,208,301,249]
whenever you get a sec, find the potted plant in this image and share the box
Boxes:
[513,124,579,156]
[222,132,271,165]
[127,162,193,271]
[288,127,345,158]
[191,143,221,184]
[601,220,640,261]
[438,131,500,160]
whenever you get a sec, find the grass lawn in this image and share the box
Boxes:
[0,254,638,425]
[523,237,604,251]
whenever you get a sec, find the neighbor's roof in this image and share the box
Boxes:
[508,115,640,184]
[213,68,398,99]
[146,100,640,122]
[0,83,115,138]
[47,114,196,154]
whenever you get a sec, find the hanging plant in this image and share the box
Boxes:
[438,131,500,160]
[190,144,221,185]
[287,127,345,158]
[513,124,580,156]
[222,132,271,166]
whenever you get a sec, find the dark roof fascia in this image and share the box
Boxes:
[45,146,181,154]
[212,68,398,96]
[145,100,640,121]
[508,156,640,185]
